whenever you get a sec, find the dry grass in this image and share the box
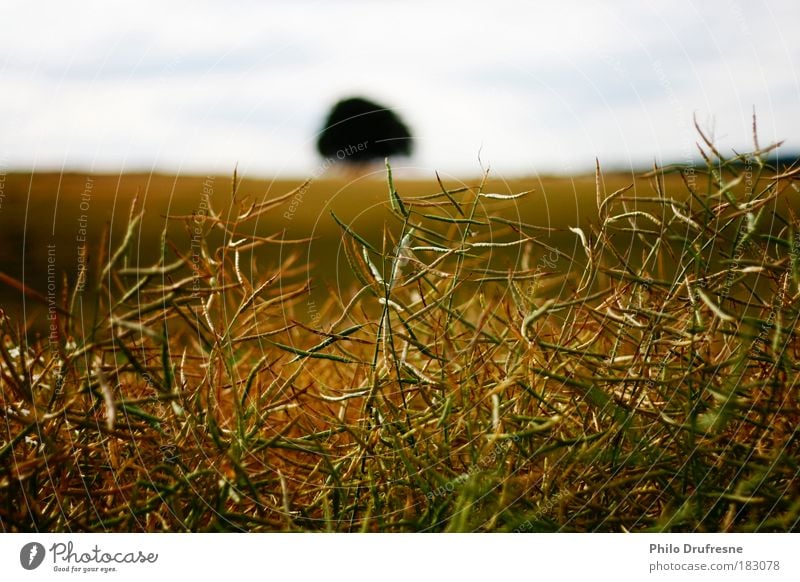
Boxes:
[1,133,800,532]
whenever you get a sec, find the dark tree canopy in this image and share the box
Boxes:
[316,97,413,164]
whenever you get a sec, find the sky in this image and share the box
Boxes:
[0,0,798,178]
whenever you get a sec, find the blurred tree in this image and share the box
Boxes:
[316,97,413,165]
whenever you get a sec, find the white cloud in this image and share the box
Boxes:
[0,0,797,175]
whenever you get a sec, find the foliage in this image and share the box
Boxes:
[2,131,799,532]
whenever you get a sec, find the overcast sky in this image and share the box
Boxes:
[1,0,798,177]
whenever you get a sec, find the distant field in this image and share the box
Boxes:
[0,169,678,329]
[2,152,800,532]
[2,154,799,532]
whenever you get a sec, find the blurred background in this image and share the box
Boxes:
[1,0,799,332]
[1,0,798,177]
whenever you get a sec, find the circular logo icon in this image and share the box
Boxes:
[20,542,46,570]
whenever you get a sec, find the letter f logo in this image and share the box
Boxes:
[20,542,46,570]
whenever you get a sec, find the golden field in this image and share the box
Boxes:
[0,169,656,328]
[1,155,799,532]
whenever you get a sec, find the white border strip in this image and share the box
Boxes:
[1,533,797,581]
